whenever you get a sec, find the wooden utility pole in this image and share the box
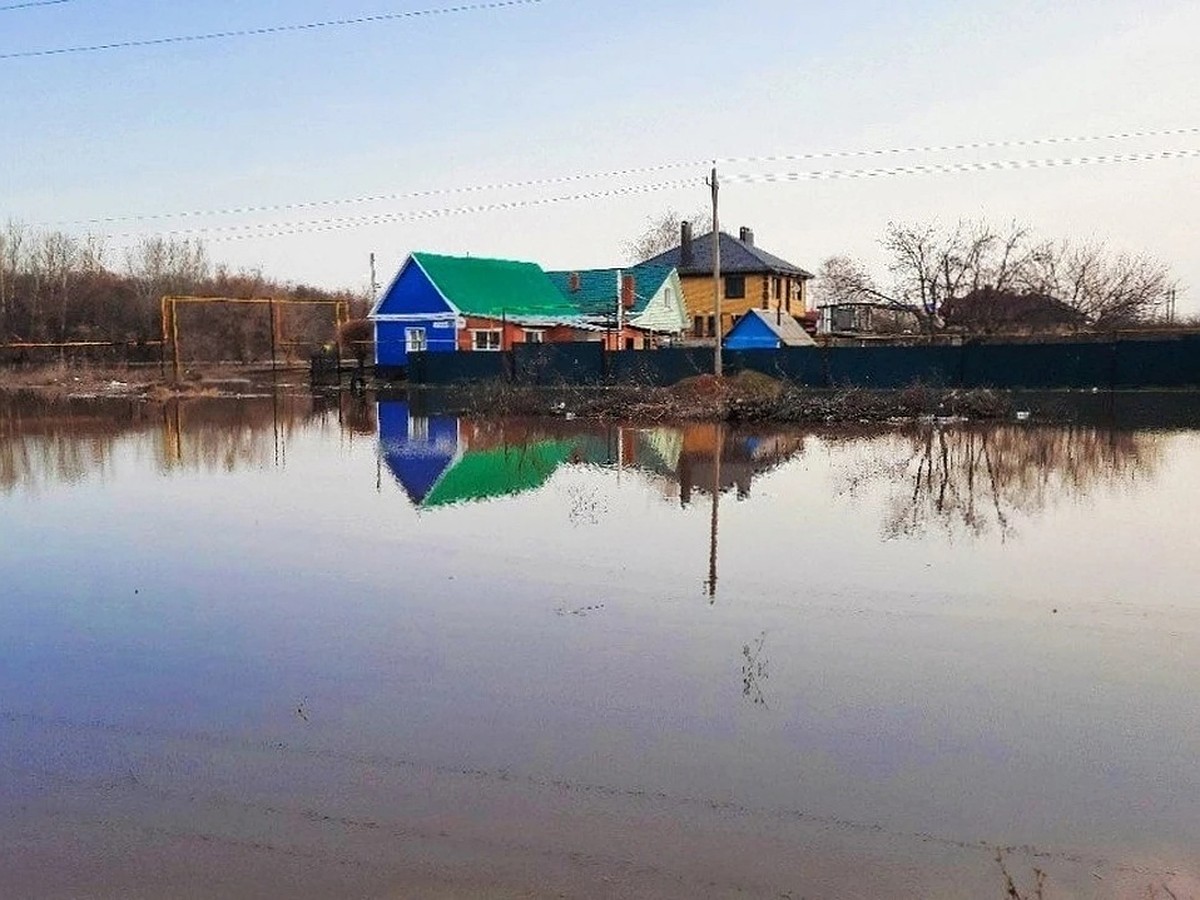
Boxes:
[615,268,623,351]
[707,165,722,377]
[170,299,181,382]
[268,297,278,375]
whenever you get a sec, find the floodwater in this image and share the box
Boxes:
[2,390,1199,899]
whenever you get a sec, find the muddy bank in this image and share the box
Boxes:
[411,372,1018,424]
[0,362,315,400]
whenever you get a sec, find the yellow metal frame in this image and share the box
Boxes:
[160,295,350,380]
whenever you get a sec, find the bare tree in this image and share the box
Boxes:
[38,231,80,340]
[622,208,708,263]
[823,220,1176,333]
[1021,239,1173,328]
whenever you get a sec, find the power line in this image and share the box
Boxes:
[0,0,79,11]
[105,147,1199,244]
[722,148,1200,184]
[722,126,1200,166]
[122,178,708,243]
[44,125,1200,228]
[0,0,546,60]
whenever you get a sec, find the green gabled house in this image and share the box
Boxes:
[546,265,688,348]
[370,252,605,368]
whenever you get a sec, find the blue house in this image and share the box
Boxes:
[369,252,584,369]
[722,308,816,351]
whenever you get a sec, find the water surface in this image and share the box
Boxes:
[2,391,1198,898]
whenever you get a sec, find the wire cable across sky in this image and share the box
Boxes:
[0,0,547,59]
[107,147,1199,245]
[46,125,1200,229]
[0,0,79,11]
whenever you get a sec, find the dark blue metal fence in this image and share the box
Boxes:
[512,342,606,385]
[404,335,1200,390]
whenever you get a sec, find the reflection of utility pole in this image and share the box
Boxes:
[272,388,280,468]
[706,422,723,600]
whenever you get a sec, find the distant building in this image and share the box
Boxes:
[636,224,813,339]
[941,287,1087,334]
[723,308,817,350]
[546,265,688,349]
[370,252,603,369]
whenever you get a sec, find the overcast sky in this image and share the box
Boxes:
[3,0,1198,310]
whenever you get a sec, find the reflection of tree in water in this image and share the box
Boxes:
[0,392,358,492]
[843,424,1163,539]
[741,632,769,708]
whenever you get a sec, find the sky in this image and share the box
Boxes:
[2,0,1198,310]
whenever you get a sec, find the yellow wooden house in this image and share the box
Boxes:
[637,224,813,339]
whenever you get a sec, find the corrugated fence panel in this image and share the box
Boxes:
[402,337,1200,389]
[609,348,713,386]
[962,341,1115,389]
[412,350,508,384]
[826,345,962,388]
[727,348,826,386]
[1114,335,1200,388]
[513,342,605,385]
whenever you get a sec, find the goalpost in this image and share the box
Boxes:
[159,295,351,380]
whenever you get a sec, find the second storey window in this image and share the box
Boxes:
[523,329,545,343]
[724,275,746,299]
[471,329,502,351]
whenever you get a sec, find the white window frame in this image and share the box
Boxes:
[408,415,429,442]
[523,329,545,344]
[471,329,502,351]
[404,327,427,353]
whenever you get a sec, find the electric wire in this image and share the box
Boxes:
[120,178,708,243]
[0,0,546,60]
[721,148,1200,184]
[102,147,1198,245]
[44,125,1200,229]
[0,0,78,11]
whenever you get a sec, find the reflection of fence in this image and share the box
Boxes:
[401,334,1200,390]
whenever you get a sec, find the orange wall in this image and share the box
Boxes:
[457,317,649,351]
[680,274,810,336]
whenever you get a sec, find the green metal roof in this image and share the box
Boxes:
[423,440,576,507]
[413,252,578,320]
[546,265,673,317]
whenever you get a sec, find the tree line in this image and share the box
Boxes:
[0,222,368,360]
[814,220,1180,333]
[626,212,1183,334]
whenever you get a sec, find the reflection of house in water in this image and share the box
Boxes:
[677,424,806,504]
[378,401,806,509]
[379,401,581,508]
[378,401,461,505]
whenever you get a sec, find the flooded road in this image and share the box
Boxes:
[2,391,1199,898]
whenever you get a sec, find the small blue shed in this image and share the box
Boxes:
[723,308,816,351]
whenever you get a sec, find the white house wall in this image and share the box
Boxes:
[630,270,688,334]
